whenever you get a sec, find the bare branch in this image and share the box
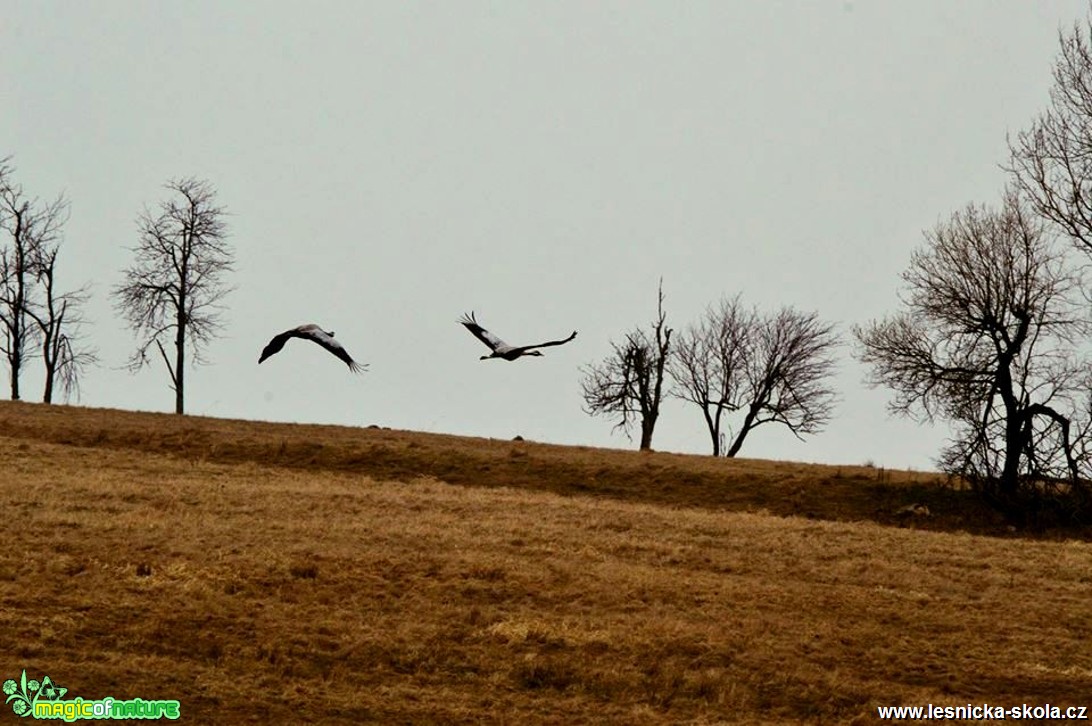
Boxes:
[1009,18,1092,258]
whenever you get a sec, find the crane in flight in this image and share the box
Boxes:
[258,324,366,372]
[459,312,577,361]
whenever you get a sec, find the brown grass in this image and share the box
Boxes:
[0,401,1089,724]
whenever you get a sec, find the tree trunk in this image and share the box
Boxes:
[639,415,655,451]
[10,350,18,401]
[10,212,23,401]
[1000,413,1023,498]
[725,403,760,458]
[42,350,54,403]
[704,406,721,457]
[40,273,57,404]
[41,302,55,404]
[10,307,20,400]
[174,316,185,414]
[996,357,1023,500]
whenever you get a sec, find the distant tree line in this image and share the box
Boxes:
[10,13,1092,526]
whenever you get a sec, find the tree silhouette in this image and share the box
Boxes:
[113,178,234,414]
[672,297,838,457]
[0,158,69,400]
[856,193,1092,523]
[582,281,672,451]
[1010,15,1092,259]
[27,239,97,403]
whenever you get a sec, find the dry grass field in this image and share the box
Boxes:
[0,401,1089,724]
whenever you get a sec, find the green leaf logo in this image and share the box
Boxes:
[4,670,66,718]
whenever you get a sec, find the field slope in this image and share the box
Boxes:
[0,401,1089,724]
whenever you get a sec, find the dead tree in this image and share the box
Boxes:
[113,178,234,414]
[669,295,753,456]
[0,160,67,401]
[26,240,97,403]
[672,296,839,457]
[725,308,839,457]
[581,281,672,451]
[855,193,1092,522]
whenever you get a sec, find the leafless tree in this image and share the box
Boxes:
[0,159,96,403]
[669,295,753,456]
[0,159,68,401]
[732,307,840,457]
[113,178,234,414]
[673,296,839,457]
[0,158,26,400]
[26,240,98,403]
[1009,16,1092,257]
[855,193,1092,522]
[581,281,672,451]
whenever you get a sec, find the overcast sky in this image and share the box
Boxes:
[3,1,1089,470]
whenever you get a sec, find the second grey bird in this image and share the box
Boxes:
[459,312,577,361]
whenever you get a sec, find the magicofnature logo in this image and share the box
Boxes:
[3,670,180,721]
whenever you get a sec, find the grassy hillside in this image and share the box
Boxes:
[0,401,1089,724]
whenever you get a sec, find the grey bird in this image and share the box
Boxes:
[459,312,577,361]
[258,323,366,372]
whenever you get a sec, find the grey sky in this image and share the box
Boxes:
[3,1,1088,469]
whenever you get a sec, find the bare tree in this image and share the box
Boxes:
[0,157,25,400]
[728,308,840,457]
[581,281,672,451]
[0,160,68,401]
[669,295,753,456]
[113,178,234,414]
[1009,16,1092,257]
[855,193,1092,522]
[673,296,839,457]
[26,240,98,403]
